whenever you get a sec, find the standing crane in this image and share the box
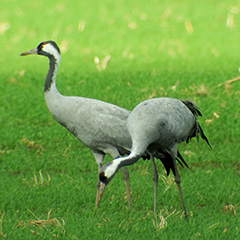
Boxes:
[20,40,135,208]
[99,97,211,220]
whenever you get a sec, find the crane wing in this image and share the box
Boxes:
[61,98,132,157]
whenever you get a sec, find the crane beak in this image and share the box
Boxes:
[95,181,107,208]
[20,48,38,56]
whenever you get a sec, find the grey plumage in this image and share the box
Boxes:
[20,40,134,208]
[100,97,211,220]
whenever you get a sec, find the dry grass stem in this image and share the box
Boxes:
[223,203,239,215]
[207,222,220,232]
[18,209,65,235]
[23,170,51,187]
[94,55,111,71]
[205,112,220,125]
[154,208,182,231]
[185,19,194,34]
[0,208,6,238]
[218,76,240,87]
[160,175,175,193]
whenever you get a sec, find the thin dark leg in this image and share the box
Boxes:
[172,157,189,221]
[121,167,132,210]
[95,161,105,208]
[151,155,158,220]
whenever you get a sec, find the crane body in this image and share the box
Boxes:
[20,41,133,208]
[100,97,211,220]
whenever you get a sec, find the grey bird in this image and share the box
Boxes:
[20,40,135,208]
[99,97,211,220]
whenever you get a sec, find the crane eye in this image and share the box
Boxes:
[38,41,49,52]
[40,42,48,49]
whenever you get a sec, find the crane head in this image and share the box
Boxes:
[99,172,109,184]
[20,41,61,58]
[99,171,113,186]
[96,167,116,207]
[99,161,119,185]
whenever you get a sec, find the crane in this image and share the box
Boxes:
[20,40,136,208]
[99,97,211,220]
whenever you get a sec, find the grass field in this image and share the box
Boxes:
[1,0,240,239]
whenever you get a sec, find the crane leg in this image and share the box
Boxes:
[96,167,132,210]
[150,155,158,220]
[121,167,132,210]
[93,151,107,208]
[172,158,189,221]
[95,162,106,208]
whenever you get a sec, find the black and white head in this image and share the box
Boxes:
[99,161,119,185]
[20,41,61,63]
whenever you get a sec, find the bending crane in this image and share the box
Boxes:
[100,98,211,220]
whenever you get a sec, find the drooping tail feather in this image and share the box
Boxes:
[177,150,189,169]
[182,100,211,148]
[155,149,189,176]
[181,100,202,117]
[186,118,211,148]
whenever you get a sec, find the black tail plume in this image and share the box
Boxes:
[182,100,211,148]
[177,151,189,169]
[181,100,202,117]
[156,149,189,176]
[186,120,211,148]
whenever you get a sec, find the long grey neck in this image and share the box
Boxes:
[116,153,141,171]
[44,54,63,117]
[44,55,58,92]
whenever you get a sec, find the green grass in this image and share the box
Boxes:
[1,0,240,239]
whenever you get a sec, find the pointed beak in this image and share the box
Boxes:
[20,48,38,56]
[95,181,107,208]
